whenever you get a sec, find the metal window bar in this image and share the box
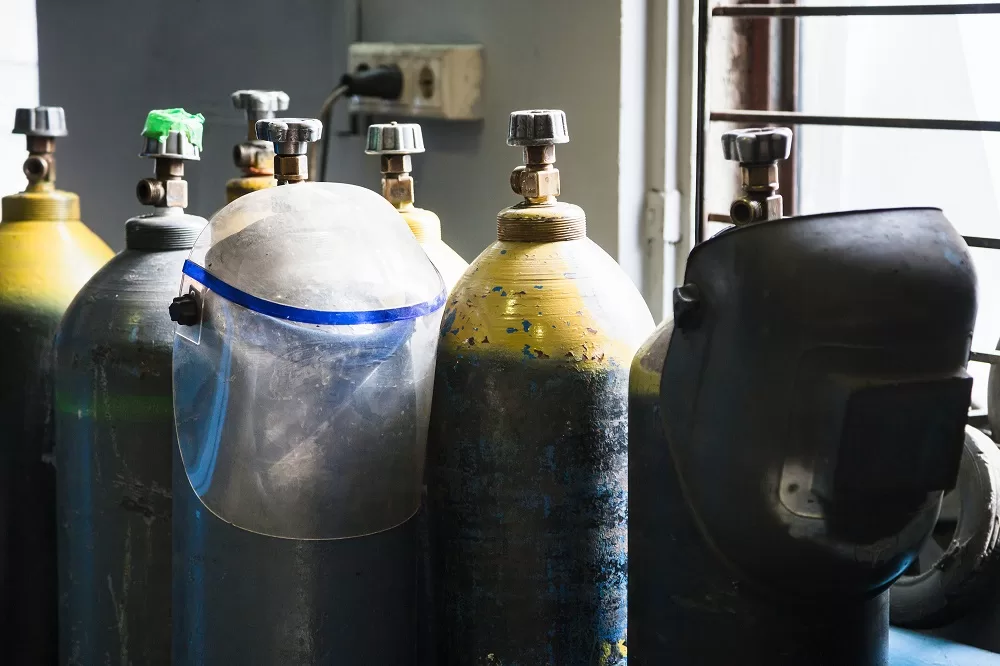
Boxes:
[696,1,1000,244]
[695,1,1000,373]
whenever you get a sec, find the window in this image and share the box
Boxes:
[698,0,1000,407]
[799,0,1000,407]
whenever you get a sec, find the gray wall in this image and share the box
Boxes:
[37,0,338,246]
[38,0,640,277]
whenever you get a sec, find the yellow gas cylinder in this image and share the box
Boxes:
[0,105,112,663]
[365,122,468,290]
[225,89,289,203]
[425,109,654,665]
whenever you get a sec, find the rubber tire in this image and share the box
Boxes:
[891,426,1000,629]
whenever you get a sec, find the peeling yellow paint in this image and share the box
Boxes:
[598,639,628,665]
[440,238,652,369]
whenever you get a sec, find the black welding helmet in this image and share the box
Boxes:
[660,207,976,600]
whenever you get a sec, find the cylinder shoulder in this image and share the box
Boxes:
[58,248,187,342]
[0,220,113,314]
[226,176,276,204]
[398,206,467,290]
[423,239,468,292]
[630,318,674,397]
[398,206,442,245]
[440,238,653,366]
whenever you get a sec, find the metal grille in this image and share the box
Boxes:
[695,2,1000,247]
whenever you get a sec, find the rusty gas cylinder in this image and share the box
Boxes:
[426,109,654,665]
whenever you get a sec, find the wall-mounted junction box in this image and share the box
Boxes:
[347,43,484,120]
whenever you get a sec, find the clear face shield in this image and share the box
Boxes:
[172,183,445,539]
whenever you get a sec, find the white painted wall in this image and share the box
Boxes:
[34,0,649,296]
[0,0,39,199]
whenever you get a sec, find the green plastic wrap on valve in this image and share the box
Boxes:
[142,108,205,150]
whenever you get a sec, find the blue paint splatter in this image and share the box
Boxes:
[522,344,534,360]
[440,308,457,335]
[529,380,538,395]
[522,320,531,332]
[501,291,507,296]
[534,285,544,290]
[492,286,503,292]
[500,249,508,255]
[128,326,139,343]
[506,327,517,334]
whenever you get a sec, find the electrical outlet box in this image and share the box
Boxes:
[347,43,484,120]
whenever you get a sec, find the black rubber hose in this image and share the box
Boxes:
[315,65,403,182]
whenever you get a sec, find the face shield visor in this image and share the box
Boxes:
[172,183,445,539]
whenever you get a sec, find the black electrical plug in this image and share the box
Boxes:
[340,65,404,100]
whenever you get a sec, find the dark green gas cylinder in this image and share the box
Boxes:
[628,127,980,665]
[0,106,113,663]
[426,109,654,665]
[54,109,206,665]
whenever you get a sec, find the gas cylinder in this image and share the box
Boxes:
[0,106,113,663]
[628,127,983,665]
[365,122,468,290]
[54,109,206,665]
[170,117,445,665]
[225,89,289,203]
[426,109,654,665]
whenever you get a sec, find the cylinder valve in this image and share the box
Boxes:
[365,122,424,207]
[256,118,323,185]
[14,106,68,187]
[507,109,569,201]
[232,90,289,176]
[136,109,204,212]
[721,127,792,225]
